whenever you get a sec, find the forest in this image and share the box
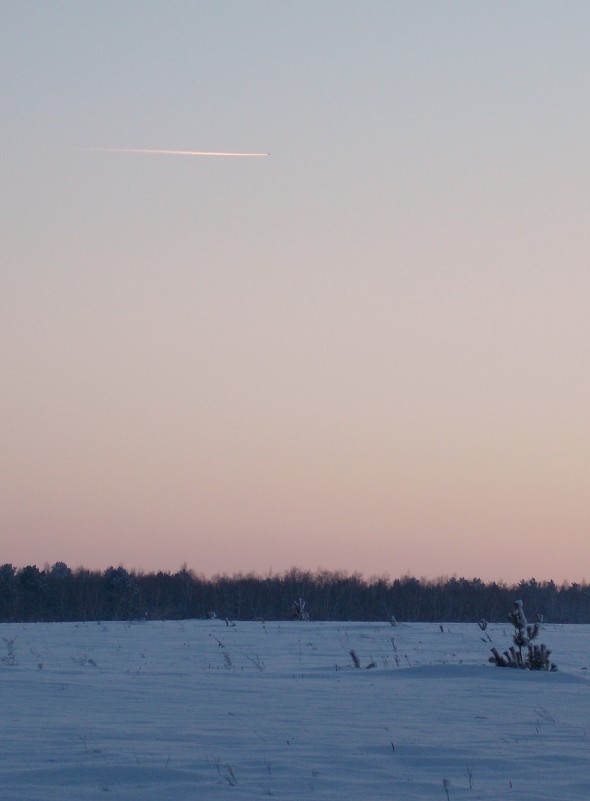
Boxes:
[2,563,590,623]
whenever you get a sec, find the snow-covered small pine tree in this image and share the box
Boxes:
[489,600,557,671]
[292,597,309,620]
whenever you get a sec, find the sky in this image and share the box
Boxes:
[2,1,589,584]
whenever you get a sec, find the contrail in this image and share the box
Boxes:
[88,147,269,157]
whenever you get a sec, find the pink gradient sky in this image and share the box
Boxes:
[2,2,589,583]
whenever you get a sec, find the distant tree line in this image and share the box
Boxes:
[1,563,590,623]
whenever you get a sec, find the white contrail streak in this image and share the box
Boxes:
[89,147,269,157]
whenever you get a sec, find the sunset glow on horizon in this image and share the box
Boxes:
[89,147,270,157]
[2,3,590,585]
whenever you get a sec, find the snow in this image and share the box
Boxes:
[1,620,589,800]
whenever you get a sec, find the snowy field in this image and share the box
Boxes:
[1,619,589,800]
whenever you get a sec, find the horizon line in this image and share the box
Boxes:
[86,147,270,157]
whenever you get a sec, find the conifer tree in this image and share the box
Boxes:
[489,600,557,670]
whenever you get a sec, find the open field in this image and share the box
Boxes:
[1,620,589,800]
